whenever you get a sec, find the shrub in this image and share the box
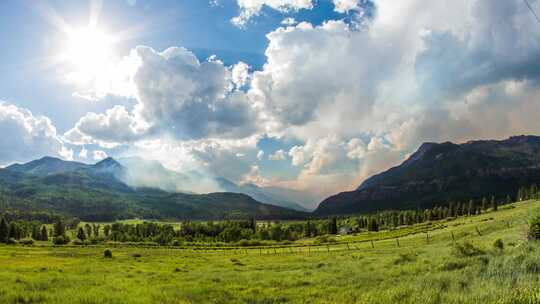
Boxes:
[493,238,504,251]
[53,235,70,245]
[528,214,540,240]
[19,239,34,246]
[104,249,113,258]
[453,241,485,258]
[72,239,85,246]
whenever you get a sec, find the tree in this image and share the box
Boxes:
[104,225,111,237]
[76,227,87,241]
[467,200,474,216]
[92,224,100,238]
[0,217,8,243]
[53,220,65,237]
[31,225,40,240]
[328,217,338,235]
[8,222,20,239]
[491,196,498,211]
[481,197,487,212]
[367,218,379,232]
[40,225,48,241]
[85,224,92,239]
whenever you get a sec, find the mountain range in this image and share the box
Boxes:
[314,135,540,215]
[2,135,539,220]
[0,157,307,221]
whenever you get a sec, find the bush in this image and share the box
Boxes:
[104,249,113,258]
[493,238,504,251]
[453,241,485,258]
[53,235,70,245]
[72,239,87,246]
[528,214,540,240]
[19,239,34,246]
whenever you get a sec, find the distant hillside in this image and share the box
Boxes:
[215,178,314,212]
[0,157,307,221]
[315,135,540,216]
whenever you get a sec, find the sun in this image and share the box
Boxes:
[62,26,113,83]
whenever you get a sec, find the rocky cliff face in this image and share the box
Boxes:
[314,136,540,216]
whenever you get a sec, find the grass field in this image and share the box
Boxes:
[1,200,540,303]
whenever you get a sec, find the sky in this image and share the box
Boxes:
[1,0,540,201]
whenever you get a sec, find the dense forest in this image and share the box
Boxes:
[1,184,537,246]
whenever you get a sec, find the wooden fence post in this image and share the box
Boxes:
[451,231,455,242]
[308,245,311,253]
[396,238,400,248]
[326,244,330,252]
[426,232,430,244]
[274,248,277,254]
[346,243,351,250]
[370,240,374,249]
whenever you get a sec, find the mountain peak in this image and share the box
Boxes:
[317,135,540,216]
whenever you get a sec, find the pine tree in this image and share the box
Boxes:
[467,200,474,216]
[367,218,379,232]
[8,222,18,239]
[76,227,86,241]
[328,217,338,234]
[0,217,8,243]
[40,225,48,241]
[31,225,40,240]
[491,196,498,211]
[481,197,487,212]
[84,224,92,238]
[53,220,65,237]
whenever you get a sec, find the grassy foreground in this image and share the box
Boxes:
[2,201,540,303]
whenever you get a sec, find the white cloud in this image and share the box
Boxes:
[64,105,147,148]
[281,17,297,26]
[231,61,250,89]
[333,0,359,13]
[79,147,88,159]
[93,150,108,161]
[268,149,287,160]
[0,102,72,165]
[257,150,265,160]
[232,0,313,27]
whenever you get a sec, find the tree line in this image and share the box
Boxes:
[0,184,538,246]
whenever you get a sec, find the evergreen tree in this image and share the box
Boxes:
[491,196,498,211]
[367,218,379,232]
[93,224,100,238]
[0,217,8,243]
[467,200,474,216]
[481,197,487,212]
[8,222,21,240]
[53,220,65,237]
[84,224,92,238]
[40,225,48,241]
[31,225,40,240]
[76,227,86,241]
[328,217,338,234]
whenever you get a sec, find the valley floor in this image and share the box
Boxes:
[1,201,540,303]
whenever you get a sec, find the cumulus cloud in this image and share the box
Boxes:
[268,149,287,160]
[133,46,258,140]
[65,46,259,148]
[232,0,313,27]
[333,0,359,13]
[0,102,72,165]
[64,105,147,148]
[57,0,540,200]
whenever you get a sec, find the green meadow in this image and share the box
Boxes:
[1,200,540,304]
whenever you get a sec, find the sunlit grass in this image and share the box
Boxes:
[1,200,540,303]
